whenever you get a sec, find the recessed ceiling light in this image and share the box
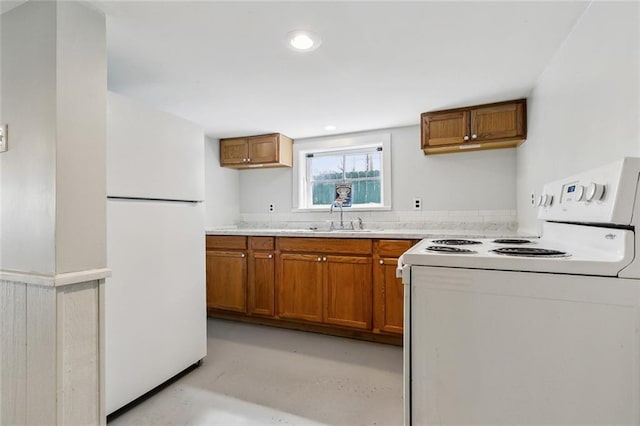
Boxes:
[324,125,336,131]
[286,30,322,52]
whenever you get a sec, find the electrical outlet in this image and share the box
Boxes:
[412,198,422,210]
[268,203,275,213]
[531,192,536,206]
[0,125,7,153]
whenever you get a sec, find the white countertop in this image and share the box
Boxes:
[205,227,525,239]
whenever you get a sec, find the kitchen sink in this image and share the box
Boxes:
[286,228,372,233]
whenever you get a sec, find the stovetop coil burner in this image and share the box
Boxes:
[431,239,482,245]
[491,247,570,258]
[492,239,534,244]
[426,245,477,254]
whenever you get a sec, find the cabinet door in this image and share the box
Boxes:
[220,138,248,166]
[277,253,323,322]
[422,111,469,147]
[206,250,247,312]
[248,251,275,317]
[471,101,525,142]
[323,256,372,330]
[248,135,278,164]
[373,257,404,334]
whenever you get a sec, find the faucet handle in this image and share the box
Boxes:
[356,216,364,230]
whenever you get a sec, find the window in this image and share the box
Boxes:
[293,133,391,211]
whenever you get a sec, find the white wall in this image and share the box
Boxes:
[517,2,640,235]
[1,1,57,274]
[56,1,107,273]
[204,137,240,227]
[0,0,107,274]
[239,125,516,214]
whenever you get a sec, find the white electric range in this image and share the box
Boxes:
[399,157,640,425]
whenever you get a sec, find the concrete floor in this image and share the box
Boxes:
[108,318,403,426]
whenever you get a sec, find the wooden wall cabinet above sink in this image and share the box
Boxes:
[220,133,293,169]
[421,99,527,155]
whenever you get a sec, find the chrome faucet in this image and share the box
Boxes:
[329,200,345,230]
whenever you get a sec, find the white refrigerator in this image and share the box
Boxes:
[105,92,207,415]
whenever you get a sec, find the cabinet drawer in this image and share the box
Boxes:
[374,239,414,257]
[277,237,372,255]
[206,235,247,250]
[250,236,275,251]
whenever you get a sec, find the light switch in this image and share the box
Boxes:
[0,125,7,153]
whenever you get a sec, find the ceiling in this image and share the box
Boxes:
[90,1,589,140]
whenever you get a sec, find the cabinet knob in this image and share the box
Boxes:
[379,259,384,265]
[241,253,246,258]
[322,257,327,262]
[247,158,251,162]
[463,135,470,141]
[268,254,273,259]
[242,158,247,162]
[471,134,477,139]
[317,257,322,262]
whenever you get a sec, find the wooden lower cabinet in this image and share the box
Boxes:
[247,251,275,317]
[206,250,247,313]
[207,236,277,317]
[373,257,404,334]
[206,235,415,345]
[277,253,324,322]
[324,255,372,329]
[277,238,372,328]
[373,239,415,335]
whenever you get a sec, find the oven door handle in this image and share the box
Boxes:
[396,255,411,284]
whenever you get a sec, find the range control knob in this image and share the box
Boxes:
[585,183,606,202]
[575,185,585,201]
[537,194,552,207]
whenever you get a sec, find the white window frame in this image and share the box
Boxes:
[292,132,392,212]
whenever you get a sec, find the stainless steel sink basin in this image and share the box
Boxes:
[286,228,372,233]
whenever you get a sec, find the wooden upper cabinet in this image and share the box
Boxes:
[421,99,526,155]
[471,102,526,142]
[219,137,248,166]
[220,133,293,169]
[248,135,279,164]
[422,111,469,147]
